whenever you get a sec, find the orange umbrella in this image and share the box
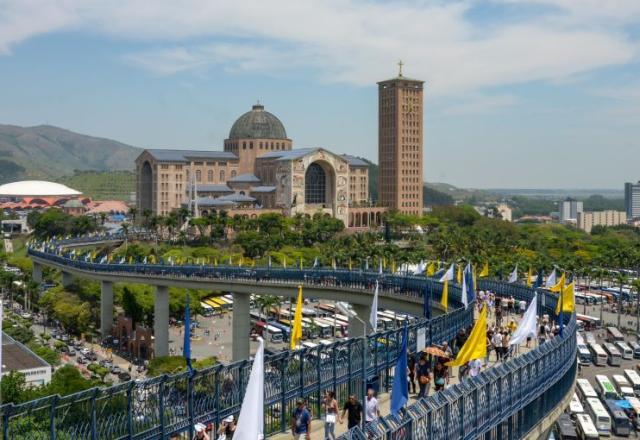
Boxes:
[423,346,450,358]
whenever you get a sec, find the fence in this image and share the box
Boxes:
[0,238,577,439]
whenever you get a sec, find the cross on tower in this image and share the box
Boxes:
[398,60,404,77]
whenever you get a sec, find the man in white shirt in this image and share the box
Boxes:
[365,388,380,423]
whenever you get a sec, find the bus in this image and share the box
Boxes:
[569,393,585,416]
[617,341,634,360]
[606,326,625,343]
[631,341,640,359]
[575,413,599,440]
[586,397,611,436]
[584,332,597,345]
[604,399,631,437]
[555,414,578,440]
[603,343,622,366]
[577,378,599,400]
[625,369,640,394]
[576,333,585,345]
[199,302,215,317]
[596,375,619,400]
[627,397,640,428]
[577,342,592,366]
[589,343,608,366]
[612,374,635,398]
[267,321,291,341]
[309,319,333,338]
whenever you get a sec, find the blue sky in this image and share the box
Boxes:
[0,0,639,189]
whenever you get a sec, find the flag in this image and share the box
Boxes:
[439,264,455,282]
[550,273,565,293]
[391,324,409,417]
[545,269,557,288]
[426,261,436,276]
[332,258,336,270]
[313,257,319,268]
[348,258,352,271]
[456,265,463,284]
[556,282,575,314]
[290,286,304,350]
[461,263,474,308]
[234,337,265,440]
[283,256,287,269]
[365,259,369,271]
[479,262,489,278]
[99,255,107,264]
[143,256,147,264]
[379,259,383,275]
[461,266,469,310]
[369,281,379,332]
[509,294,537,346]
[446,305,487,367]
[508,265,518,283]
[391,260,396,274]
[526,267,533,287]
[183,293,193,375]
[440,280,449,312]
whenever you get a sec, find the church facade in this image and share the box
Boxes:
[135,104,370,225]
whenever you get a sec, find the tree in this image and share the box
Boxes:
[121,286,145,327]
[0,371,27,404]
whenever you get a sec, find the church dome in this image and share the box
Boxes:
[228,104,287,140]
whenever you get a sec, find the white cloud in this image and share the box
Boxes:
[0,0,638,94]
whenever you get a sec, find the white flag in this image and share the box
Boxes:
[378,259,383,275]
[413,260,425,275]
[234,338,265,439]
[461,267,469,309]
[545,269,557,288]
[369,281,379,332]
[508,265,518,283]
[509,294,537,346]
[439,263,455,282]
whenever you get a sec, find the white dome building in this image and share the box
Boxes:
[0,180,81,197]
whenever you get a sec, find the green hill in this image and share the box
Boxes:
[60,171,135,201]
[0,124,140,183]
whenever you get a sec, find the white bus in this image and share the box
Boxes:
[627,396,640,426]
[575,413,599,440]
[589,343,608,366]
[625,369,640,394]
[576,332,585,345]
[577,378,598,400]
[265,325,283,343]
[586,397,611,436]
[577,343,592,365]
[584,332,597,345]
[612,374,635,398]
[595,374,619,400]
[616,341,634,360]
[569,393,585,416]
[603,342,622,366]
[606,326,625,343]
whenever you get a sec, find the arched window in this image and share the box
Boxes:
[220,170,225,181]
[305,163,326,204]
[231,170,237,178]
[207,170,213,182]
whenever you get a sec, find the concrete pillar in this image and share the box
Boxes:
[32,262,43,283]
[232,292,251,361]
[349,303,372,338]
[154,286,169,358]
[100,281,114,338]
[61,271,73,288]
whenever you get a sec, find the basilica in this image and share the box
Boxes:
[135,103,372,226]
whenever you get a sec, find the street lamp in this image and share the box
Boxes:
[336,301,367,428]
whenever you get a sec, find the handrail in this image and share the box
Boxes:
[0,236,577,439]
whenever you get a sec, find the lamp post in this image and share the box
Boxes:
[337,302,367,429]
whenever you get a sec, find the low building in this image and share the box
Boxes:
[1,332,52,386]
[577,210,627,233]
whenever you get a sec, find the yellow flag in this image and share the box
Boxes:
[479,262,489,278]
[214,258,218,266]
[446,305,487,367]
[283,256,287,268]
[526,267,533,287]
[128,256,132,264]
[348,258,352,271]
[456,265,463,284]
[440,280,449,312]
[391,260,396,274]
[473,266,477,290]
[426,262,436,276]
[556,282,575,314]
[290,285,304,350]
[550,273,565,293]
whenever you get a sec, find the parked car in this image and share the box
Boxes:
[77,357,87,365]
[111,366,122,375]
[118,372,131,382]
[67,348,76,356]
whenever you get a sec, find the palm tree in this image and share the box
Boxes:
[633,278,640,334]
[129,207,138,224]
[616,272,628,329]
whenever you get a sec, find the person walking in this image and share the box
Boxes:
[416,357,431,398]
[433,362,448,392]
[291,400,311,440]
[365,388,380,425]
[407,355,417,395]
[322,391,338,440]
[340,395,362,430]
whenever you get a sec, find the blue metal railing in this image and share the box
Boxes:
[0,237,577,439]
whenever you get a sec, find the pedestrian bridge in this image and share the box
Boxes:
[0,235,577,439]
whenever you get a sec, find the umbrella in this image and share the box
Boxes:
[423,346,450,358]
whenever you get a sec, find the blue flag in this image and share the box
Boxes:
[391,324,409,416]
[183,294,193,375]
[533,269,544,288]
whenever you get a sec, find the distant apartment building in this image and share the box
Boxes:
[577,210,627,233]
[625,181,640,220]
[559,198,583,223]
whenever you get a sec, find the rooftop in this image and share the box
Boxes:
[342,154,369,167]
[1,332,51,372]
[228,173,261,183]
[144,149,237,162]
[228,104,288,140]
[250,186,276,193]
[196,184,233,193]
[0,181,81,197]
